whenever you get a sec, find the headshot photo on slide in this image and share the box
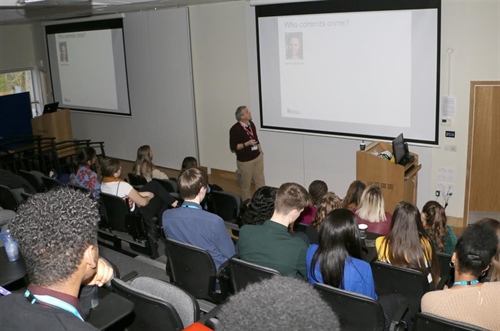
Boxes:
[286,32,303,60]
[59,42,69,62]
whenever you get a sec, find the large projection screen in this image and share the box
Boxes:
[256,0,441,144]
[45,18,131,116]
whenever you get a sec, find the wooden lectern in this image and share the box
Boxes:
[356,141,421,213]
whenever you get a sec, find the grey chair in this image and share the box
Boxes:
[413,313,489,331]
[153,178,178,193]
[228,257,280,293]
[112,276,200,331]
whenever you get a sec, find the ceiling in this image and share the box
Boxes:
[0,0,239,25]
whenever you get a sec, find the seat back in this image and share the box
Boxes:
[112,277,200,331]
[371,261,429,320]
[209,191,241,222]
[229,258,280,293]
[165,238,220,303]
[100,192,147,240]
[0,185,21,211]
[436,252,453,289]
[314,283,385,331]
[413,313,489,331]
[18,169,42,192]
[153,178,178,193]
[128,173,147,186]
[67,183,91,194]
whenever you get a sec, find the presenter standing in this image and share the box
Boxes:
[229,106,265,201]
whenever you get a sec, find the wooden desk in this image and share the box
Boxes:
[0,246,27,287]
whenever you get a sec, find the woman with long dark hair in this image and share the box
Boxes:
[342,180,366,209]
[421,201,457,255]
[132,145,169,181]
[306,208,377,299]
[376,201,439,286]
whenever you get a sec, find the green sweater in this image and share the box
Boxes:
[237,220,308,279]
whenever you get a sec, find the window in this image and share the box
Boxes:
[0,68,40,117]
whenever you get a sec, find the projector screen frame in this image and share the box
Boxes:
[45,17,132,117]
[255,0,441,145]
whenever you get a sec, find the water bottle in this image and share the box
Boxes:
[0,229,20,262]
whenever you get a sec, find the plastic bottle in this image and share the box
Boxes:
[0,229,20,262]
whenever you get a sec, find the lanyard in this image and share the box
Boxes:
[24,290,84,321]
[242,123,255,139]
[182,204,201,210]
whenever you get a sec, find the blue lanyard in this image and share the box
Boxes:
[24,290,84,321]
[181,204,201,210]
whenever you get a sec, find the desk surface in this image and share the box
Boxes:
[0,246,27,287]
[86,287,134,331]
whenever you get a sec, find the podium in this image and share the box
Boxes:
[31,109,73,142]
[356,141,421,213]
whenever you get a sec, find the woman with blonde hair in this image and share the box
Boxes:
[355,185,392,236]
[133,145,169,182]
[305,192,342,244]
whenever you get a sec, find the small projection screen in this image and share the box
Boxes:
[45,18,131,116]
[256,0,441,144]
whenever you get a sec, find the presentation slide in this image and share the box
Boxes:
[46,19,131,116]
[257,2,440,144]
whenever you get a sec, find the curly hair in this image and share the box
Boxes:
[312,192,342,229]
[217,275,340,331]
[308,180,328,205]
[455,221,499,278]
[476,218,500,281]
[240,186,277,226]
[342,180,366,209]
[9,188,99,287]
[422,201,448,252]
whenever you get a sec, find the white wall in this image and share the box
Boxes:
[0,25,35,70]
[189,0,500,219]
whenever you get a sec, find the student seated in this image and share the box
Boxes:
[342,180,366,209]
[476,218,500,282]
[305,192,342,245]
[376,201,439,287]
[100,157,178,258]
[421,221,500,330]
[239,186,277,226]
[162,167,235,270]
[70,147,101,200]
[237,182,312,279]
[296,180,328,225]
[306,208,377,300]
[0,188,113,330]
[355,185,392,236]
[132,145,169,181]
[421,201,457,255]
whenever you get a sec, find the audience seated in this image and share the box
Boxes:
[355,185,392,236]
[239,186,277,226]
[476,218,500,282]
[376,201,439,286]
[69,147,101,200]
[421,201,457,255]
[237,182,312,279]
[132,145,169,181]
[216,275,340,331]
[342,180,366,209]
[421,221,500,330]
[162,167,235,270]
[305,192,342,245]
[306,208,377,300]
[296,180,328,225]
[100,158,178,258]
[181,156,199,170]
[0,188,113,330]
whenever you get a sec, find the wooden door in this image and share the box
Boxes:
[465,82,500,224]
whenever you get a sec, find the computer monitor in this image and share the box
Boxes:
[392,133,406,165]
[43,102,59,115]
